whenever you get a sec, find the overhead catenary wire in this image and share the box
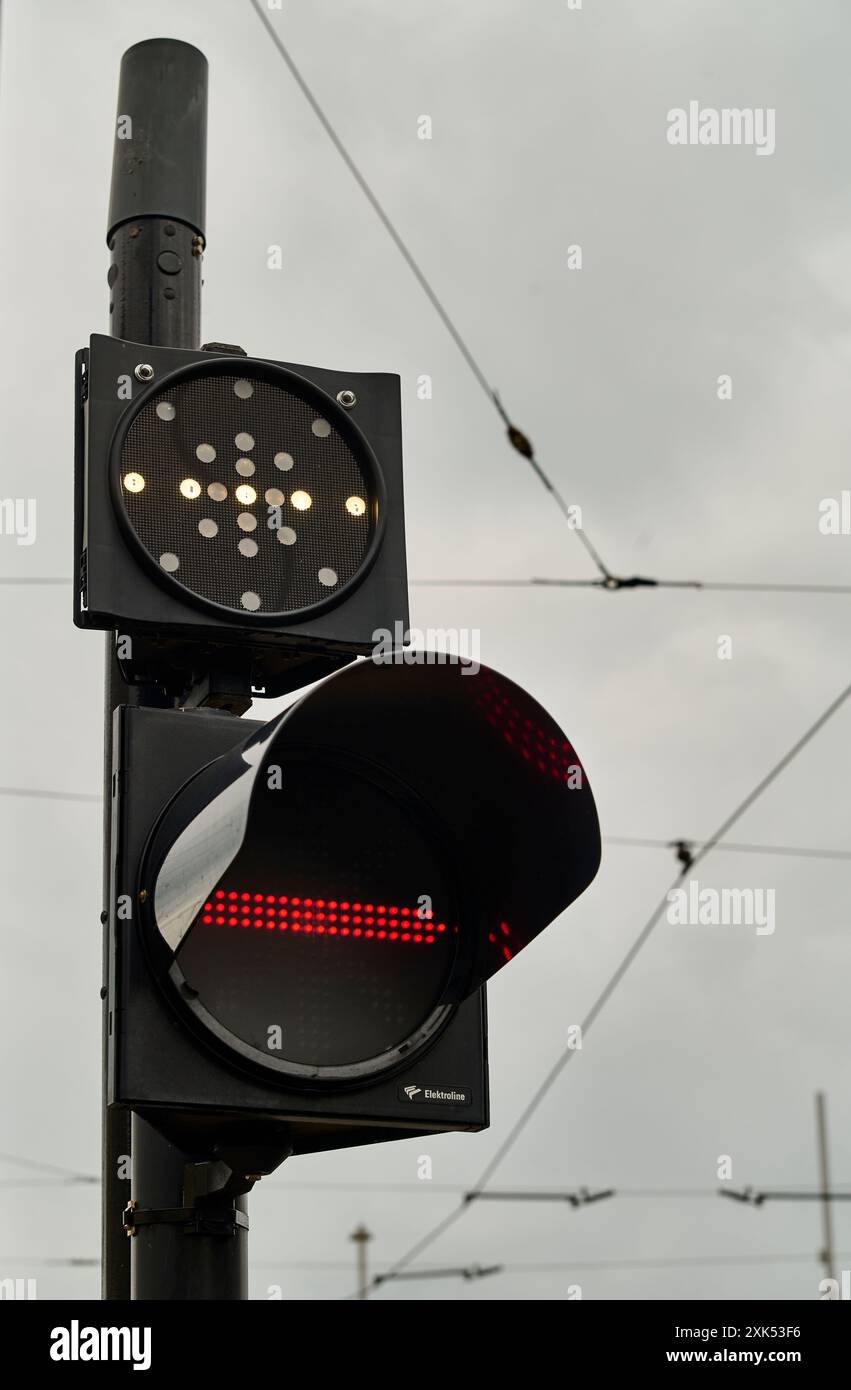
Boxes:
[0,1151,96,1183]
[2,1167,847,1199]
[0,785,847,867]
[246,0,613,580]
[360,674,851,1294]
[11,1250,850,1273]
[605,835,851,863]
[9,575,851,594]
[411,577,851,594]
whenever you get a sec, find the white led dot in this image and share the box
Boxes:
[238,537,259,557]
[207,482,228,501]
[291,490,312,511]
[180,478,202,499]
[155,402,176,421]
[233,379,254,399]
[240,591,261,611]
[198,518,218,538]
[311,418,331,438]
[235,484,257,505]
[235,458,255,477]
[196,443,216,463]
[237,512,258,532]
[159,553,180,572]
[123,472,145,493]
[346,495,366,517]
[265,488,284,507]
[274,452,295,471]
[318,567,338,587]
[235,432,254,451]
[276,527,297,546]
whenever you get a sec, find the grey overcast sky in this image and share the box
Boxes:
[1,0,850,1300]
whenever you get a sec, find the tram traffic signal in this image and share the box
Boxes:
[75,333,408,696]
[108,659,600,1153]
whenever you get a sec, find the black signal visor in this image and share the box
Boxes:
[144,659,601,1011]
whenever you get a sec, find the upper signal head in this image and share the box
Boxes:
[75,336,408,695]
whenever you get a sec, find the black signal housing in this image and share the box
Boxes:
[75,334,409,698]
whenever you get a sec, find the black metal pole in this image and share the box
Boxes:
[129,1116,249,1301]
[101,37,209,1301]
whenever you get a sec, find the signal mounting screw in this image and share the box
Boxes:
[134,363,154,382]
[336,389,357,408]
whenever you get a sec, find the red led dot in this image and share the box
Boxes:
[203,902,213,912]
[215,916,225,926]
[228,891,238,901]
[365,929,374,938]
[228,916,237,926]
[292,923,301,932]
[341,927,350,937]
[278,921,288,931]
[503,945,512,961]
[241,917,250,928]
[377,917,387,928]
[304,898,313,908]
[303,911,313,922]
[413,933,423,943]
[341,914,350,925]
[241,892,250,902]
[215,890,225,900]
[401,932,411,942]
[376,905,386,914]
[304,923,313,934]
[353,916,362,926]
[500,922,510,936]
[353,928,362,937]
[291,897,301,906]
[328,900,338,910]
[316,925,325,934]
[278,895,288,905]
[340,901,350,911]
[352,902,362,912]
[253,893,262,903]
[365,916,374,927]
[400,907,410,918]
[291,909,301,919]
[316,899,325,908]
[489,932,496,943]
[316,912,325,922]
[266,920,275,930]
[389,931,399,941]
[253,905,263,915]
[328,913,337,924]
[202,915,212,925]
[425,934,434,944]
[377,930,387,939]
[266,908,275,917]
[437,924,446,933]
[388,906,398,916]
[328,926,338,935]
[266,895,275,904]
[364,903,374,913]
